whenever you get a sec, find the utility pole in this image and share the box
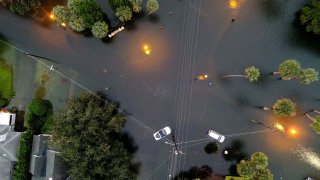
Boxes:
[171,134,179,155]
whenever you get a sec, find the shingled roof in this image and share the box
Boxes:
[30,134,68,180]
[0,125,21,180]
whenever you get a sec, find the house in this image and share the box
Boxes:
[29,134,68,180]
[0,125,21,180]
[0,111,16,126]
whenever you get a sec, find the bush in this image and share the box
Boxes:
[28,99,48,116]
[41,115,54,133]
[13,130,33,180]
[25,112,44,135]
[204,142,219,154]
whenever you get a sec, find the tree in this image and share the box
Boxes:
[115,6,133,22]
[146,0,159,14]
[91,21,109,39]
[237,160,255,179]
[251,152,268,169]
[69,15,86,32]
[299,68,319,85]
[69,0,103,29]
[108,0,130,11]
[129,0,142,13]
[52,5,70,24]
[28,99,48,116]
[222,66,260,82]
[272,98,296,117]
[237,152,273,180]
[274,59,301,80]
[51,92,137,179]
[300,0,320,34]
[305,111,320,134]
[10,2,30,15]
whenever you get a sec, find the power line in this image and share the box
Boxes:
[0,39,159,137]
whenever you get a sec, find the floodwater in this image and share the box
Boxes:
[1,0,320,179]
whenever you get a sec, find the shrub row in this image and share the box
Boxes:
[12,98,53,179]
[12,130,33,180]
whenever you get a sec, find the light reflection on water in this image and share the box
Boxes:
[293,144,320,171]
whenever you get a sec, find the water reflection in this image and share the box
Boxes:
[293,144,320,171]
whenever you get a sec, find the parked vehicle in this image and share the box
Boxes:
[153,126,172,140]
[207,130,225,143]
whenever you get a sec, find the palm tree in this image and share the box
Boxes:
[236,152,273,179]
[272,98,296,117]
[299,68,319,85]
[272,59,301,80]
[146,0,159,14]
[305,111,320,134]
[115,6,133,22]
[129,0,142,13]
[91,21,109,39]
[222,66,260,82]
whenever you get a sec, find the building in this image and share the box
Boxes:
[29,134,68,180]
[0,125,21,180]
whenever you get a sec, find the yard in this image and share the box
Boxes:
[0,58,14,100]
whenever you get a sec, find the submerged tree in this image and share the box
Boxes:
[272,59,318,84]
[146,0,159,14]
[222,66,261,82]
[91,21,109,39]
[237,152,273,180]
[272,98,296,117]
[51,92,137,179]
[300,0,320,34]
[52,0,104,31]
[115,6,133,22]
[129,0,142,13]
[273,59,301,80]
[299,68,319,85]
[305,111,320,134]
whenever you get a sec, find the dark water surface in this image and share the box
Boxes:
[1,0,320,179]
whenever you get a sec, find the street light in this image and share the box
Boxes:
[229,0,239,9]
[289,128,297,135]
[143,45,151,55]
[49,13,55,20]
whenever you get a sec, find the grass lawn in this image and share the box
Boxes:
[0,58,14,99]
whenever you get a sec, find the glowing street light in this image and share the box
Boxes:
[143,45,151,55]
[289,128,297,135]
[229,0,239,9]
[49,13,55,20]
[61,22,66,27]
[196,74,208,81]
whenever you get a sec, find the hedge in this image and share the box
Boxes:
[13,130,33,180]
